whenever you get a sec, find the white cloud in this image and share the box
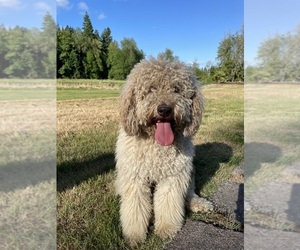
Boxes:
[78,1,88,11]
[56,0,70,8]
[35,2,51,12]
[0,0,21,8]
[98,12,107,20]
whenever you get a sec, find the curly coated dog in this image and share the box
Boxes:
[115,58,213,245]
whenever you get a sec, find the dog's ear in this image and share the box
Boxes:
[183,88,204,137]
[119,83,140,135]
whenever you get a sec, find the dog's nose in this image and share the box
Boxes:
[157,104,172,118]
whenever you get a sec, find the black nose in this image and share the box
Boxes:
[157,103,172,118]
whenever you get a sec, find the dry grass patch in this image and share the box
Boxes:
[1,98,56,249]
[57,98,119,135]
[245,84,300,194]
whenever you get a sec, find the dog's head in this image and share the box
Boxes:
[120,58,204,146]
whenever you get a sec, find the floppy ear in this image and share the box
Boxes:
[183,89,204,137]
[119,82,140,135]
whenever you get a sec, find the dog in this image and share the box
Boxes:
[115,58,213,245]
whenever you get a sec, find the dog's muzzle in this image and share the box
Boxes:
[155,103,174,146]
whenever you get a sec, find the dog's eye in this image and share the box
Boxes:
[174,86,180,93]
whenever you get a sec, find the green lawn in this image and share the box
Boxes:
[57,83,244,249]
[0,87,55,100]
[57,87,120,100]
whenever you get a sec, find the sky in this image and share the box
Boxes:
[0,0,243,65]
[0,1,299,65]
[245,0,300,65]
[55,0,243,65]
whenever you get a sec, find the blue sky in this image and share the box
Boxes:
[55,0,244,65]
[56,0,243,65]
[1,1,299,66]
[245,0,300,65]
[0,0,243,65]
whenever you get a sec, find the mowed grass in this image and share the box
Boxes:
[244,84,300,194]
[57,79,122,100]
[0,79,56,100]
[1,97,56,249]
[57,83,244,249]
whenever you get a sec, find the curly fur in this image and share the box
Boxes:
[115,58,212,246]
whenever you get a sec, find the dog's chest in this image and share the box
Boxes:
[133,138,194,181]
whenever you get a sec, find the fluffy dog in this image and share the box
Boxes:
[115,58,213,245]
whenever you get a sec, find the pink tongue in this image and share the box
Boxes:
[155,122,174,146]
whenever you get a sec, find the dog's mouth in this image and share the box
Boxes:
[154,119,174,146]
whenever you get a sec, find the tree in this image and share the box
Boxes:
[40,12,56,78]
[82,12,94,39]
[246,25,300,82]
[107,38,144,80]
[99,27,112,79]
[157,48,179,62]
[3,26,37,78]
[57,26,81,78]
[0,25,9,78]
[80,12,103,78]
[216,27,244,82]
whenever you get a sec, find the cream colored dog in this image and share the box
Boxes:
[115,58,213,245]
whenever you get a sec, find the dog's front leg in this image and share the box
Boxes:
[153,176,189,240]
[119,182,152,246]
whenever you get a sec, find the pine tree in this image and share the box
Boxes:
[41,12,56,78]
[82,12,94,39]
[99,27,112,79]
[107,38,144,80]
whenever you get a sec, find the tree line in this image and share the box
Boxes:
[0,13,56,79]
[193,27,244,83]
[246,26,300,82]
[57,12,144,80]
[0,12,244,83]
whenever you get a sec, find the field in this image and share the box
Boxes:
[57,81,244,249]
[244,84,300,229]
[0,80,56,249]
[245,84,300,192]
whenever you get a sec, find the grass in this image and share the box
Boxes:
[57,83,244,249]
[244,83,300,231]
[0,79,56,100]
[56,79,122,101]
[1,94,56,249]
[245,84,300,194]
[57,87,120,101]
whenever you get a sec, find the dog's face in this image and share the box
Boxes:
[120,59,204,146]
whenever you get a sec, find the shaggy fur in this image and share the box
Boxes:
[115,58,213,245]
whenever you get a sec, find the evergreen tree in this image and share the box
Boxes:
[3,26,37,78]
[82,12,94,39]
[57,26,81,78]
[107,38,144,80]
[80,12,103,78]
[41,12,56,78]
[0,25,9,78]
[99,27,112,79]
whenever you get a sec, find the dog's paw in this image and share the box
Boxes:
[154,224,180,241]
[123,233,146,247]
[186,193,214,213]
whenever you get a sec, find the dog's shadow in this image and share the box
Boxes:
[57,152,115,192]
[244,142,281,180]
[193,142,233,194]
